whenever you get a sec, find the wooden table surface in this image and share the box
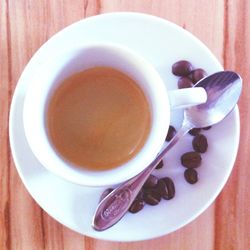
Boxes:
[1,0,250,249]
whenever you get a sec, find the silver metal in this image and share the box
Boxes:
[92,71,242,231]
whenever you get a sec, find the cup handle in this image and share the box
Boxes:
[168,87,207,109]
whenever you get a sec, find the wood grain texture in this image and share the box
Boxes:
[0,0,249,249]
[214,1,250,249]
[0,1,10,249]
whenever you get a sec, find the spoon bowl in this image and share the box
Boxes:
[186,71,242,128]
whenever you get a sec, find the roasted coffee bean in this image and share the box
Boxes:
[172,60,193,76]
[143,175,158,188]
[157,177,175,200]
[189,68,207,83]
[99,188,113,202]
[166,125,177,141]
[202,126,212,130]
[184,168,198,184]
[156,160,164,169]
[181,151,202,168]
[143,188,161,205]
[129,199,145,213]
[188,128,201,136]
[192,134,208,153]
[177,76,194,89]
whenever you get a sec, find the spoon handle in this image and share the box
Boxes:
[92,121,193,231]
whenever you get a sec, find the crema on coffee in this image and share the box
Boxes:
[47,67,151,170]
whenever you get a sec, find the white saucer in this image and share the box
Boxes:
[9,12,240,242]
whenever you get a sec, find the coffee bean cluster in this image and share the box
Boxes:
[100,173,175,214]
[182,126,210,183]
[164,124,210,184]
[98,60,210,215]
[172,60,207,88]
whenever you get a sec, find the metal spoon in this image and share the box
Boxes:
[92,71,242,231]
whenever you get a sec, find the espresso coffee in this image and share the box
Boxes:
[47,67,151,170]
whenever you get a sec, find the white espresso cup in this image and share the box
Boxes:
[23,43,206,186]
